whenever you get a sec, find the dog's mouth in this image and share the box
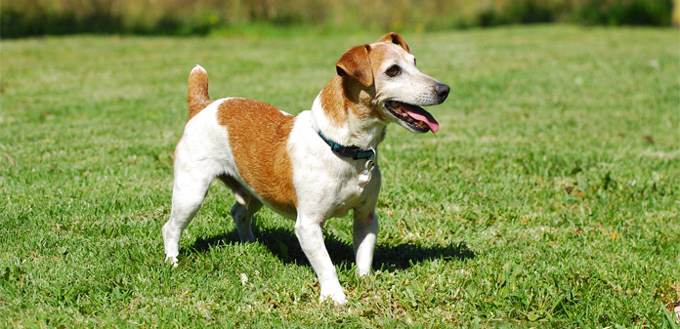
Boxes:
[384,101,440,133]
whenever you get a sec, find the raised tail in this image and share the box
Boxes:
[188,65,211,119]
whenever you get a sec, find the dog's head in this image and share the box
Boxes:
[335,33,449,133]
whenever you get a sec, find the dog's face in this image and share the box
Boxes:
[336,33,449,133]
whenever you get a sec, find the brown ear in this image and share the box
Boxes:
[336,44,373,87]
[376,32,410,53]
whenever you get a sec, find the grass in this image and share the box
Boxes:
[1,25,679,327]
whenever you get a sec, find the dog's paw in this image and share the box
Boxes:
[165,255,179,268]
[320,289,348,306]
[358,268,372,277]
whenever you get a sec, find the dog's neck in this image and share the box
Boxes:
[311,75,386,151]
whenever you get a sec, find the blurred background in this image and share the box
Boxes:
[2,0,677,38]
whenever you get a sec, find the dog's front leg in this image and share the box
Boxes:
[294,216,347,305]
[353,210,379,276]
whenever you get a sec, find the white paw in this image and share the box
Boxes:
[165,256,179,268]
[320,289,348,306]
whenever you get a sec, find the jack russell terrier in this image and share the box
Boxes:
[162,33,450,305]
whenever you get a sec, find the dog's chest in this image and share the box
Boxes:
[327,168,381,218]
[287,111,382,218]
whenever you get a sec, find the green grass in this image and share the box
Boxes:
[1,25,679,327]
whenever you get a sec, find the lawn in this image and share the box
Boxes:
[1,25,679,327]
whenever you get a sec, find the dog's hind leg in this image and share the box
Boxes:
[162,158,215,266]
[230,200,262,242]
[220,174,262,242]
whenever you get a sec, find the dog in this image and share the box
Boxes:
[162,33,449,305]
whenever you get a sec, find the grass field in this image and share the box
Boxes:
[1,25,679,327]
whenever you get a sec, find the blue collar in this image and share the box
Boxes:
[318,131,376,160]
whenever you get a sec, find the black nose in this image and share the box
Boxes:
[435,83,450,99]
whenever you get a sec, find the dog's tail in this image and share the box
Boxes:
[188,65,211,119]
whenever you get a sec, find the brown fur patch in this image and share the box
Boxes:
[188,68,212,120]
[319,76,348,127]
[217,99,297,215]
[345,79,380,121]
[320,75,381,126]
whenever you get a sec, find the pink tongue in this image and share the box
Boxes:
[402,104,440,133]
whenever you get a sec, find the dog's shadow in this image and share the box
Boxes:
[190,225,474,271]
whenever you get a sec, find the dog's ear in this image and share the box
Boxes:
[336,44,373,87]
[376,32,410,53]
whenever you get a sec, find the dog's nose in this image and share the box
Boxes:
[435,83,450,99]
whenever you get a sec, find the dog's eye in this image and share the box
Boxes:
[386,65,401,77]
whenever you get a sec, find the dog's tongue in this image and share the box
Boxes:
[402,103,440,133]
